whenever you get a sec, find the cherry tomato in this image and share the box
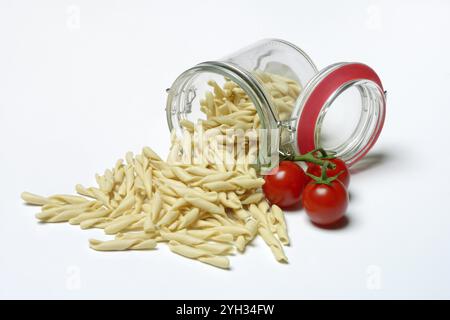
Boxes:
[307,158,350,188]
[263,161,308,208]
[302,179,348,226]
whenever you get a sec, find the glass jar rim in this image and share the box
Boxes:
[294,62,386,166]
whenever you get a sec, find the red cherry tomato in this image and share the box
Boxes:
[307,158,350,188]
[302,179,348,226]
[263,161,308,208]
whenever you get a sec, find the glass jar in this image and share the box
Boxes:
[166,39,386,172]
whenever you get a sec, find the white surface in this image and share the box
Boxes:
[1,0,450,299]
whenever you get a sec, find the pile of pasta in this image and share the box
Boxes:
[21,72,302,269]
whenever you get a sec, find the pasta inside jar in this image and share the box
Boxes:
[167,70,303,175]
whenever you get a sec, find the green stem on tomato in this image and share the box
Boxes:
[305,160,344,185]
[321,160,329,180]
[288,148,336,168]
[314,148,337,160]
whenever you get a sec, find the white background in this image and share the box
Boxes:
[1,0,449,299]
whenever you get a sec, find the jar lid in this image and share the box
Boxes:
[292,62,386,166]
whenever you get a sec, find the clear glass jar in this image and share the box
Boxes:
[166,39,386,172]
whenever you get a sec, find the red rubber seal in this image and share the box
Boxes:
[296,63,385,164]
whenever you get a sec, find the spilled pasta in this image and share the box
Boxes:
[21,72,301,269]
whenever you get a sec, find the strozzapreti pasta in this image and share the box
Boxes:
[21,73,300,269]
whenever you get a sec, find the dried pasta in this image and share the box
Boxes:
[21,72,301,269]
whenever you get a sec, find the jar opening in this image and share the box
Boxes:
[317,82,362,152]
[315,80,385,165]
[295,63,386,167]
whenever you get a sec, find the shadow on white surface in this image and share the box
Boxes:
[350,152,391,175]
[310,215,352,231]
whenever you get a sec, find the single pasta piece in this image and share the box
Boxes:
[49,194,89,205]
[271,204,289,245]
[195,242,233,255]
[183,195,224,216]
[258,227,288,263]
[89,239,157,251]
[168,241,230,269]
[21,192,52,205]
[160,230,204,246]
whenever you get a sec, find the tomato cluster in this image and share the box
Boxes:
[263,154,350,226]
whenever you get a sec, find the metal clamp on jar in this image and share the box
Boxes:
[166,39,386,172]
